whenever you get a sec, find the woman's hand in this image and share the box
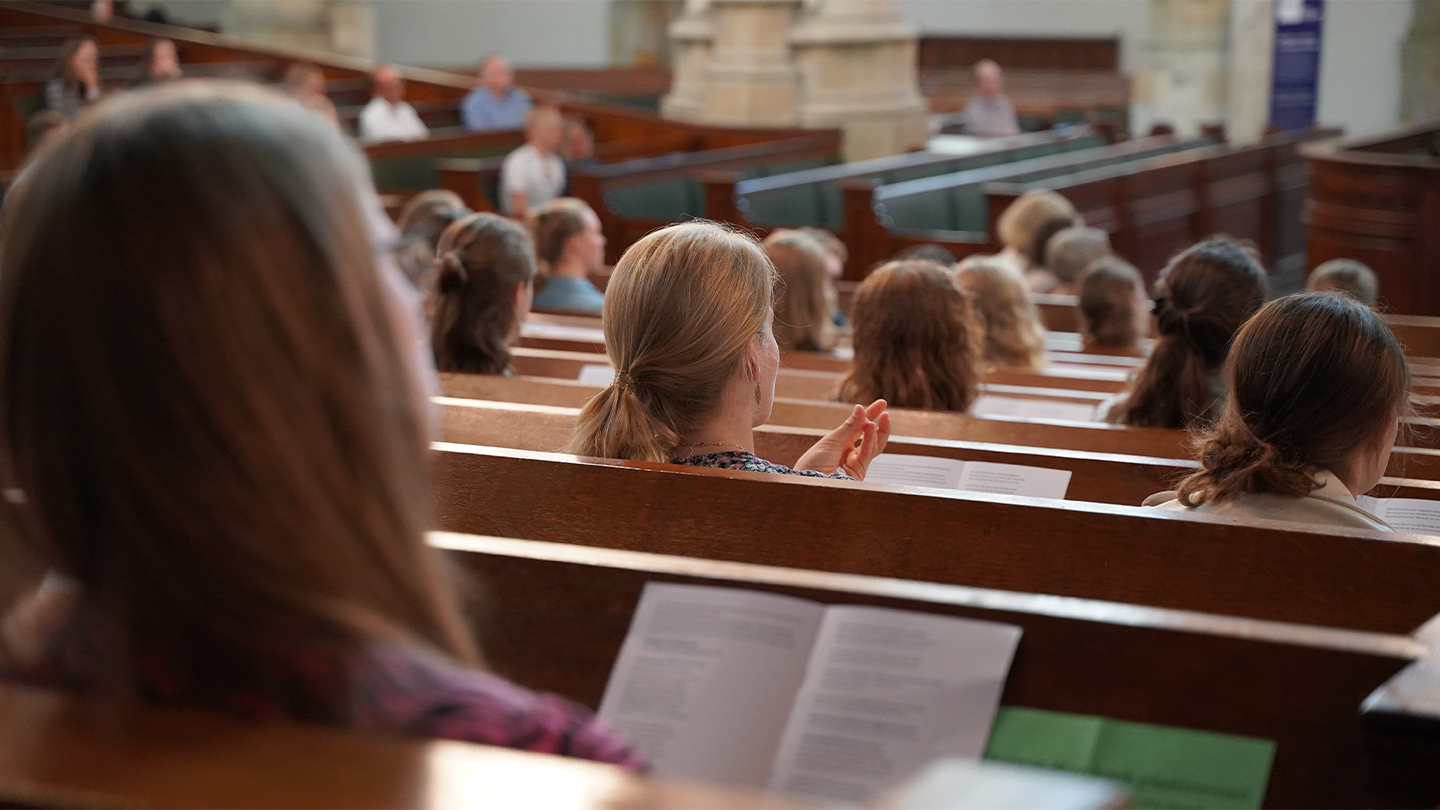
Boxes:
[795,399,890,479]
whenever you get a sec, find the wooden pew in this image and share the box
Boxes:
[437,396,1440,506]
[444,531,1434,808]
[436,372,1440,479]
[431,442,1440,635]
[0,680,776,808]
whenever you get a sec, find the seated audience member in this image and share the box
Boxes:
[531,198,607,315]
[1022,214,1081,292]
[1307,258,1379,308]
[955,255,1048,370]
[960,59,1020,137]
[24,110,67,159]
[1145,293,1406,531]
[561,116,599,168]
[995,190,1079,272]
[282,63,338,128]
[839,261,981,413]
[568,222,890,479]
[1100,238,1269,428]
[44,37,100,119]
[358,64,429,144]
[501,106,566,216]
[763,230,839,353]
[0,81,641,767]
[430,213,536,374]
[797,226,850,327]
[461,55,532,132]
[1040,226,1112,296]
[395,189,471,294]
[130,38,182,87]
[1076,257,1149,355]
[893,243,958,268]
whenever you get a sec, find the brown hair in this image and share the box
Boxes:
[0,81,477,717]
[51,36,97,82]
[955,255,1047,370]
[764,230,838,352]
[1307,259,1378,308]
[567,221,774,462]
[1046,226,1112,285]
[1027,214,1081,269]
[1113,238,1270,429]
[893,243,958,267]
[996,190,1078,259]
[430,213,536,375]
[797,227,847,265]
[839,261,981,412]
[25,110,65,150]
[1077,257,1145,349]
[1175,293,1409,505]
[532,197,594,267]
[395,189,470,290]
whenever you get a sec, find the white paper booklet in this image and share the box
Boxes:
[576,363,615,385]
[972,395,1098,422]
[1356,496,1440,536]
[520,321,606,343]
[864,454,1072,499]
[597,582,1022,804]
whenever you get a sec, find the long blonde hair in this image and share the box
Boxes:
[764,229,837,353]
[568,222,775,462]
[996,190,1078,263]
[0,81,477,717]
[955,255,1048,370]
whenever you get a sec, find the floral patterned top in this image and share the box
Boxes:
[673,450,854,480]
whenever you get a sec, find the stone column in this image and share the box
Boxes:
[1226,0,1276,144]
[1132,0,1231,136]
[1401,0,1440,124]
[660,0,714,121]
[788,0,929,160]
[698,0,802,126]
[221,0,375,60]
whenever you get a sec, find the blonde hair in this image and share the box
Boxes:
[839,261,982,412]
[568,222,775,462]
[764,230,838,352]
[955,255,1048,370]
[996,190,1078,260]
[1307,259,1378,307]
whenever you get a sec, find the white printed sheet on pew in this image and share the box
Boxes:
[577,363,615,385]
[597,582,1021,805]
[865,455,1073,499]
[522,322,607,343]
[1356,496,1440,536]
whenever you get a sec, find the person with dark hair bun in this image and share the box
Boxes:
[1145,293,1408,530]
[1100,238,1269,428]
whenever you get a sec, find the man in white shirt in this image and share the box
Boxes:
[500,106,566,215]
[960,59,1020,138]
[358,64,429,144]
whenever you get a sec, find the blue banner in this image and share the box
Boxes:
[1269,0,1325,132]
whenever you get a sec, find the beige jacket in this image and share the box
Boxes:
[1143,470,1392,532]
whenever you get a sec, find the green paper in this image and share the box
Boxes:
[984,707,1276,809]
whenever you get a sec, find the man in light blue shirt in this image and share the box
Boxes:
[461,55,533,132]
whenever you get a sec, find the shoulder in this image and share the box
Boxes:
[359,645,646,768]
[513,87,533,103]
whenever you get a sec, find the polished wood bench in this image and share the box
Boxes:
[440,531,1437,807]
[431,443,1440,634]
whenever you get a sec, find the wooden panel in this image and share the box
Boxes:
[916,36,1121,72]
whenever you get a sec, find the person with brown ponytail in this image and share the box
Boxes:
[838,260,982,413]
[1100,238,1269,428]
[1144,293,1408,530]
[429,212,536,375]
[530,197,607,315]
[568,221,890,480]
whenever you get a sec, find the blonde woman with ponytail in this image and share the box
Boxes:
[568,221,890,479]
[1145,293,1409,531]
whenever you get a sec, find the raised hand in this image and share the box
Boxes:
[794,399,891,479]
